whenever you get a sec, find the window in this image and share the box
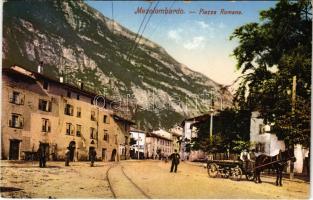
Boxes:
[66,123,74,135]
[42,118,51,132]
[256,143,265,153]
[64,104,74,116]
[91,110,96,121]
[67,91,71,98]
[9,91,24,105]
[43,81,49,90]
[76,125,82,137]
[9,114,24,128]
[259,124,264,134]
[76,94,80,100]
[77,107,81,118]
[39,99,52,112]
[103,130,109,141]
[90,127,96,139]
[103,115,110,123]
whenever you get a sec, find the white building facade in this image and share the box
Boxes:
[250,111,309,174]
[130,128,146,159]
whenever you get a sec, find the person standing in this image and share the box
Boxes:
[89,148,97,167]
[38,146,46,168]
[65,147,70,166]
[169,149,180,173]
[240,149,251,171]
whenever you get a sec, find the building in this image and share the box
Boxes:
[250,111,309,174]
[145,130,173,159]
[181,114,211,161]
[1,66,134,162]
[169,125,182,152]
[129,127,146,159]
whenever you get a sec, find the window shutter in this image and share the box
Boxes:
[9,119,12,127]
[48,120,51,132]
[20,95,25,105]
[9,92,13,103]
[71,125,74,135]
[16,95,20,104]
[48,102,52,112]
[19,117,24,128]
[70,106,73,115]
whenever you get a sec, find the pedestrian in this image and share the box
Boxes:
[240,149,251,171]
[169,149,180,173]
[89,148,97,167]
[65,147,70,166]
[38,146,46,168]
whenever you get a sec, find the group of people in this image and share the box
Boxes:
[167,148,257,173]
[240,148,257,171]
[37,146,97,167]
[65,147,97,167]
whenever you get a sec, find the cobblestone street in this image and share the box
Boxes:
[0,160,310,198]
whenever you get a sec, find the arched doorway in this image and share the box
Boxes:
[69,141,76,161]
[111,149,117,161]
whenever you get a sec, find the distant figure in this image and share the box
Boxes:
[240,149,251,171]
[65,147,70,166]
[89,148,97,167]
[169,149,180,173]
[38,146,46,168]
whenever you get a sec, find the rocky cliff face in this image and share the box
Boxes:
[3,0,232,129]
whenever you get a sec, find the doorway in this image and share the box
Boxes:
[89,147,95,161]
[102,148,107,161]
[69,141,76,161]
[111,149,117,161]
[9,140,20,160]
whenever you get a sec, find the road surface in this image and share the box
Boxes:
[0,160,310,198]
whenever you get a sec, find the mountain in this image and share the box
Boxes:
[3,0,233,130]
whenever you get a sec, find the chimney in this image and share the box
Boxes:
[37,61,43,73]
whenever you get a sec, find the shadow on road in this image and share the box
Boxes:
[0,187,23,193]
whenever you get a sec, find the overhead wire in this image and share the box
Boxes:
[125,1,154,59]
[127,1,160,61]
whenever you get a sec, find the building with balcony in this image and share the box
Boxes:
[1,66,134,162]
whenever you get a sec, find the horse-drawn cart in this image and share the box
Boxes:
[207,159,255,181]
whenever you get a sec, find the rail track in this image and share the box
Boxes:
[105,163,117,198]
[105,162,151,199]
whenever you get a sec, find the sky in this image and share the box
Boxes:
[86,1,276,86]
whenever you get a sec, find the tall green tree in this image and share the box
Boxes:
[192,108,251,153]
[230,0,311,147]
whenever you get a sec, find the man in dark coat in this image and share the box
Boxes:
[65,147,70,166]
[38,146,46,168]
[89,148,97,167]
[169,149,180,173]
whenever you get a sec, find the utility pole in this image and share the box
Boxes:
[209,90,214,145]
[290,75,297,180]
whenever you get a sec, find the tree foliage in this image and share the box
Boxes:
[230,0,311,147]
[192,108,251,153]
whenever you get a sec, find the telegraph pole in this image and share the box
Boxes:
[290,75,296,180]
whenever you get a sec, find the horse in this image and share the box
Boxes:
[254,148,296,186]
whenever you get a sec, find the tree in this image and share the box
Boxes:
[230,0,311,147]
[192,108,251,153]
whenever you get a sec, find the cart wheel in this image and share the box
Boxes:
[245,170,255,181]
[207,163,218,178]
[231,166,242,181]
